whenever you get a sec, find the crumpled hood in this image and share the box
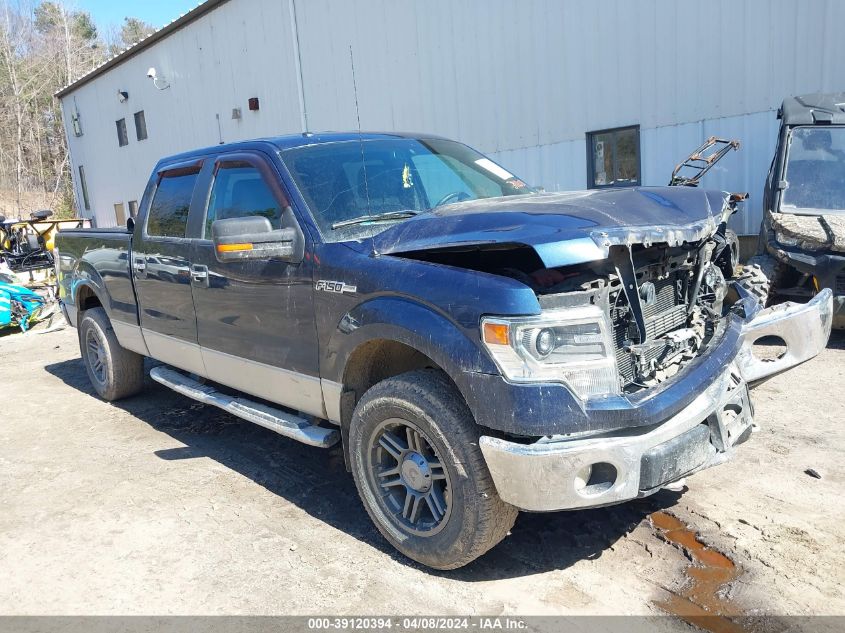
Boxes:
[373,186,729,268]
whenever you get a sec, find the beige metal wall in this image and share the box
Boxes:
[62,0,845,233]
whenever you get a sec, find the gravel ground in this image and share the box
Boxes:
[0,325,842,625]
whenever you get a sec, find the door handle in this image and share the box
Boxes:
[190,264,209,284]
[133,257,146,273]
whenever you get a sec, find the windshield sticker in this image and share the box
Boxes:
[475,158,514,181]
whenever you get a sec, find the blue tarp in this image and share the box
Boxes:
[0,280,45,331]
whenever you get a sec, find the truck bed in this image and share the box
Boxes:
[55,227,137,327]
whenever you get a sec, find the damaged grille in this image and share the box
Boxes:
[610,272,690,386]
[540,241,722,392]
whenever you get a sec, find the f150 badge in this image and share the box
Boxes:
[316,280,357,294]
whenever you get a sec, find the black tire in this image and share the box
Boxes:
[78,307,145,401]
[349,369,518,570]
[735,254,781,306]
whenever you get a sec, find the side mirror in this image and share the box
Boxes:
[212,214,304,264]
[126,217,135,233]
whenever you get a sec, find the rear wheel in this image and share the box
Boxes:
[349,369,517,570]
[79,307,144,401]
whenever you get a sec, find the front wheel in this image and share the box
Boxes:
[79,307,145,401]
[349,369,517,570]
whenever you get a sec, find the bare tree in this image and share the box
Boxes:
[0,0,122,217]
[0,0,32,211]
[1,1,159,219]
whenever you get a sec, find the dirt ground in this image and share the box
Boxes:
[0,325,843,625]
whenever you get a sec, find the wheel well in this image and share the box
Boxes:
[340,339,451,427]
[76,285,102,312]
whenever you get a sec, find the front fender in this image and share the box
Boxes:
[326,296,497,379]
[323,296,499,416]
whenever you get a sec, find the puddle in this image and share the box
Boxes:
[650,511,748,633]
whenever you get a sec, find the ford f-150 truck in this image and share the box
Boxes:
[56,133,833,569]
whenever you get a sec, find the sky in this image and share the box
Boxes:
[72,0,202,33]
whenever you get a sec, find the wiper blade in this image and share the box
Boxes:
[331,211,419,229]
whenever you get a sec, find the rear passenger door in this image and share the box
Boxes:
[133,160,205,375]
[188,152,322,417]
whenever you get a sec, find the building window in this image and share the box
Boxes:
[78,165,90,210]
[116,118,129,147]
[587,125,640,188]
[114,203,126,225]
[71,112,83,137]
[134,111,148,141]
[128,200,139,218]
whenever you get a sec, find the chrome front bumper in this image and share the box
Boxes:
[480,289,833,512]
[736,288,833,383]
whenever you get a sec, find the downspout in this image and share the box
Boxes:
[288,0,309,133]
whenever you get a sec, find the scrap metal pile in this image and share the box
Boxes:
[0,273,48,332]
[0,210,85,333]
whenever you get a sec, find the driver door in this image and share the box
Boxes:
[189,152,323,417]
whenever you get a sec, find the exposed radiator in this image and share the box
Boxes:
[611,274,688,386]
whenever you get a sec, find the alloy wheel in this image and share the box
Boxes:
[85,328,107,384]
[367,418,452,537]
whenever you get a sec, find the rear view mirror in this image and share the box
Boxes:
[212,215,304,264]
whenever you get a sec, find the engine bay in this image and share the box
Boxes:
[528,241,734,392]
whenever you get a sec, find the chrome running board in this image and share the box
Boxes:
[150,366,339,448]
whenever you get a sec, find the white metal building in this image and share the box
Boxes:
[57,0,845,235]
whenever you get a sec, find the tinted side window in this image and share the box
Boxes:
[204,163,281,237]
[147,171,199,238]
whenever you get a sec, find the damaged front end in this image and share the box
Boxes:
[459,195,832,512]
[479,205,741,400]
[531,239,732,395]
[383,186,830,410]
[481,241,732,401]
[378,184,832,511]
[478,282,832,513]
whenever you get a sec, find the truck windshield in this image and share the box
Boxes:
[781,126,845,214]
[281,138,535,240]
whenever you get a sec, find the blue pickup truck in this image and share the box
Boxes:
[55,133,832,569]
